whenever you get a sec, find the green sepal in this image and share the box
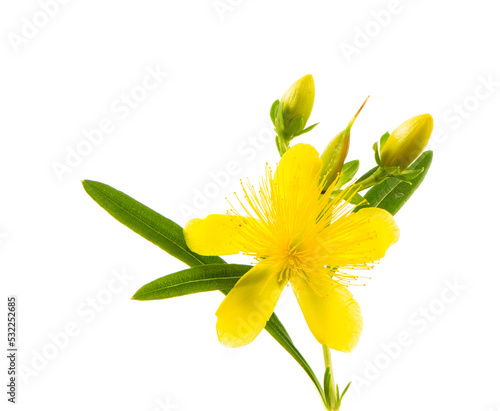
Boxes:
[294,122,319,137]
[270,99,280,125]
[397,167,424,180]
[274,103,286,136]
[354,151,433,215]
[382,165,401,175]
[335,160,360,188]
[285,114,304,140]
[383,166,423,184]
[379,131,390,151]
[373,141,382,167]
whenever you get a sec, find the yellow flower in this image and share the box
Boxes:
[184,144,399,352]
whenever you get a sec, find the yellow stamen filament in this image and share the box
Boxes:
[225,161,379,296]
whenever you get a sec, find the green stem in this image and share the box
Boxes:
[350,167,388,193]
[276,132,290,157]
[322,344,337,410]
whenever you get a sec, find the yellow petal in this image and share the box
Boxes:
[216,264,286,348]
[319,207,400,268]
[292,275,363,352]
[275,143,322,188]
[273,143,323,216]
[184,214,255,256]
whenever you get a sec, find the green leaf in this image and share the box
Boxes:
[355,151,433,215]
[324,366,332,408]
[265,320,325,402]
[340,381,352,402]
[131,265,322,396]
[132,264,251,300]
[266,311,292,342]
[83,180,323,400]
[331,190,365,205]
[379,131,390,151]
[336,160,360,188]
[82,180,224,267]
[132,265,322,397]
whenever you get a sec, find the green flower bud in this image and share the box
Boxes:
[320,130,350,189]
[279,74,315,137]
[320,97,368,189]
[380,114,433,171]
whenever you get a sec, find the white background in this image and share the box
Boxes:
[1,1,500,410]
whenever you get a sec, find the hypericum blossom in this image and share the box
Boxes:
[184,144,399,352]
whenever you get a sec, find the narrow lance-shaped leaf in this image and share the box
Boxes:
[82,180,224,267]
[132,264,251,300]
[132,263,324,399]
[336,159,360,188]
[355,151,433,215]
[83,180,323,400]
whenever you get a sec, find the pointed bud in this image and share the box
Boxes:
[320,97,368,189]
[380,114,433,171]
[278,75,315,138]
